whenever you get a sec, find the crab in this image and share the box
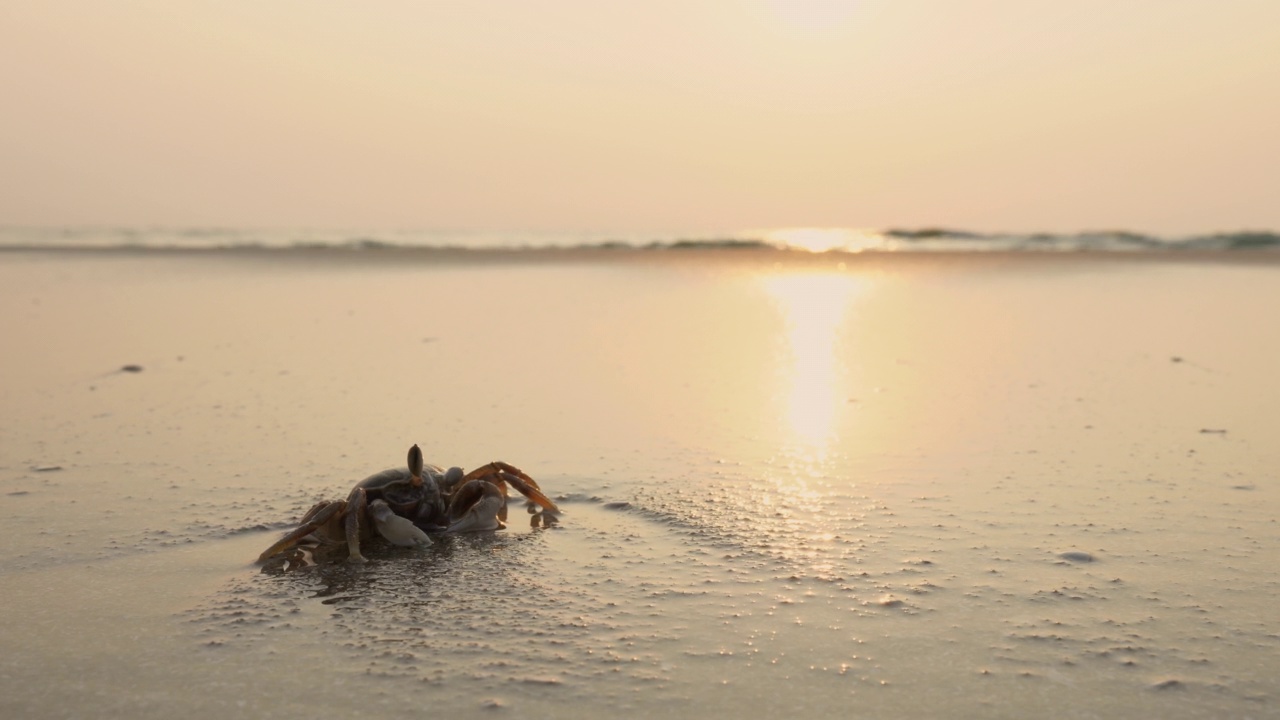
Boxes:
[257,445,559,565]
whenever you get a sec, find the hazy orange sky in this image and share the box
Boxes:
[3,1,1278,236]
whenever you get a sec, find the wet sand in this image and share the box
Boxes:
[1,248,1278,718]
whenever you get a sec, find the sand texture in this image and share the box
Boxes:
[1,248,1278,718]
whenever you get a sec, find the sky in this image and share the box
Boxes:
[2,1,1278,236]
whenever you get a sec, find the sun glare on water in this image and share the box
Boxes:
[761,271,869,458]
[755,269,872,575]
[763,227,886,253]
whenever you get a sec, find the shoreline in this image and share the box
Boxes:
[2,246,1277,718]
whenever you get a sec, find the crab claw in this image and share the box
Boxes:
[446,480,506,533]
[369,499,432,547]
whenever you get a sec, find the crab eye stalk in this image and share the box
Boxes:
[407,444,424,484]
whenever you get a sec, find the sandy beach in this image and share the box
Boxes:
[1,247,1277,718]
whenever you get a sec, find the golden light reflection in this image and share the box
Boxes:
[761,271,869,458]
[761,227,887,253]
[748,270,875,579]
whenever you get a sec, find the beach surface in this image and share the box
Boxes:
[1,247,1277,718]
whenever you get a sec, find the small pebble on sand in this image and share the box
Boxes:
[1058,551,1095,563]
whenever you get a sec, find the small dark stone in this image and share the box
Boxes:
[1058,551,1095,563]
[121,364,144,373]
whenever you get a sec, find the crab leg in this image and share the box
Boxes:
[463,462,560,513]
[498,471,560,513]
[257,501,345,563]
[344,486,369,563]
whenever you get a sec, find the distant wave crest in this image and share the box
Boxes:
[1,226,1276,253]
